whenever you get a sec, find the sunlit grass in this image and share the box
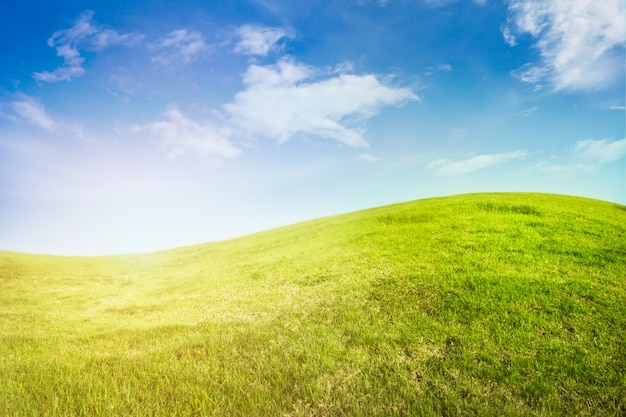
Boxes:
[1,192,625,416]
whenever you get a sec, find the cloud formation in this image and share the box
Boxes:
[506,0,625,91]
[501,26,517,46]
[33,10,141,83]
[425,63,452,76]
[225,58,418,147]
[5,94,89,142]
[358,153,383,162]
[134,57,417,159]
[152,29,208,65]
[11,97,58,131]
[134,107,240,160]
[428,151,527,176]
[514,106,538,118]
[523,138,625,178]
[234,25,293,56]
[574,138,626,164]
[423,0,487,7]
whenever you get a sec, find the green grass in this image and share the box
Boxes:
[1,192,625,416]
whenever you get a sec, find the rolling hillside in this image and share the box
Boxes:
[1,192,625,416]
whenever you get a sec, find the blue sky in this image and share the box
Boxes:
[1,0,624,255]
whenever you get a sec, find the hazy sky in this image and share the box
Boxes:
[1,0,624,255]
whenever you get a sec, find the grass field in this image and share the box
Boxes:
[1,192,625,416]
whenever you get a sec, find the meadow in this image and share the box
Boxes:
[1,192,625,416]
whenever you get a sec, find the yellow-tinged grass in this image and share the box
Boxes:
[1,192,625,416]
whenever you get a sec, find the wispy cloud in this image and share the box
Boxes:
[425,63,452,76]
[501,26,517,46]
[358,153,383,162]
[239,57,312,88]
[356,0,391,6]
[423,0,486,7]
[11,96,58,131]
[6,94,89,141]
[224,58,418,147]
[510,63,549,91]
[151,29,208,65]
[33,46,86,83]
[523,138,626,178]
[133,107,239,161]
[514,106,538,118]
[423,0,459,7]
[522,160,590,178]
[574,138,626,164]
[234,25,293,56]
[428,151,527,176]
[506,0,625,91]
[33,10,141,83]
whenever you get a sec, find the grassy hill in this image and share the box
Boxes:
[1,192,625,416]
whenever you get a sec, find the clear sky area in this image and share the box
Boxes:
[1,0,624,255]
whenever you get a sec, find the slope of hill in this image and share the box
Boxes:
[1,192,625,416]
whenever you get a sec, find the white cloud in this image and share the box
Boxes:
[507,0,625,91]
[423,0,457,7]
[501,26,517,46]
[152,29,207,65]
[224,58,418,147]
[33,45,86,83]
[131,57,416,158]
[423,0,486,5]
[11,96,58,131]
[356,0,391,6]
[33,10,141,83]
[428,151,527,176]
[91,28,141,50]
[358,153,383,162]
[522,138,625,178]
[515,106,538,118]
[331,61,355,74]
[234,25,293,56]
[574,138,626,164]
[425,63,452,76]
[241,58,312,88]
[522,160,590,178]
[510,63,548,85]
[5,95,90,143]
[133,107,240,160]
